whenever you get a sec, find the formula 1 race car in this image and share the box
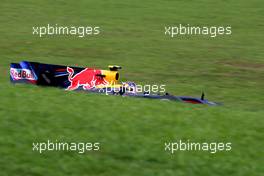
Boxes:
[10,61,218,105]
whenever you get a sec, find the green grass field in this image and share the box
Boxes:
[0,0,263,175]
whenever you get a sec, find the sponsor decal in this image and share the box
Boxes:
[66,67,108,90]
[10,68,37,81]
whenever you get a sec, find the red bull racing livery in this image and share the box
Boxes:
[10,61,219,105]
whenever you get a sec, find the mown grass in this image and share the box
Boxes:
[0,0,263,175]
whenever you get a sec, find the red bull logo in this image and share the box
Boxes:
[66,67,108,90]
[10,68,36,81]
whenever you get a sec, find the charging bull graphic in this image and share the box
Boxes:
[66,67,109,90]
